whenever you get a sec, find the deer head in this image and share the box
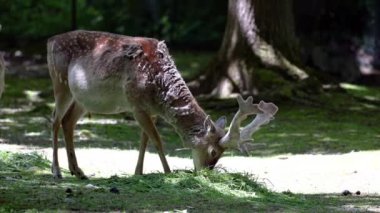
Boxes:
[129,40,279,171]
[192,95,278,170]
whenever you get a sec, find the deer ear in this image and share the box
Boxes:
[204,116,216,133]
[215,116,227,129]
[122,44,143,59]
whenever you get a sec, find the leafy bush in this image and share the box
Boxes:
[0,0,226,49]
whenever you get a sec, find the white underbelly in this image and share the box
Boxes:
[68,64,133,114]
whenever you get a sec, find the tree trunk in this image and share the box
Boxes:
[189,0,310,98]
[371,0,380,70]
[71,0,77,30]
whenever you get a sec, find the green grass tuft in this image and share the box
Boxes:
[0,151,50,172]
[0,152,336,212]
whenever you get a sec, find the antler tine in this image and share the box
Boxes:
[219,95,279,155]
[219,95,262,147]
[239,101,279,154]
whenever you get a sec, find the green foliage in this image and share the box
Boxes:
[85,0,226,46]
[0,0,226,48]
[0,0,97,39]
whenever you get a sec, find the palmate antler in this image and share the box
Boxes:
[219,95,278,154]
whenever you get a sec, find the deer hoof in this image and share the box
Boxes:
[52,166,62,179]
[53,173,63,179]
[70,167,88,180]
[134,170,143,176]
[134,165,144,175]
[79,175,88,180]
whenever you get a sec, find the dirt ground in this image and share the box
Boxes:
[1,143,379,195]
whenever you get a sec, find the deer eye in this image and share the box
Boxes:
[208,147,219,159]
[157,51,165,59]
[210,149,217,158]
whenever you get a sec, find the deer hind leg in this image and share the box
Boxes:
[61,101,87,179]
[51,88,73,179]
[133,110,171,174]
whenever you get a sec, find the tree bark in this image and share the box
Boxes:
[71,0,77,30]
[189,0,310,98]
[371,0,380,69]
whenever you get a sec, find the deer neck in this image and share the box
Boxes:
[148,62,208,146]
[170,101,208,141]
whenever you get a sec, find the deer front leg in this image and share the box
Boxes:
[135,117,158,175]
[61,102,87,179]
[134,131,148,175]
[133,110,171,174]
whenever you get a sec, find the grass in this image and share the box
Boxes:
[0,51,380,211]
[2,151,377,212]
[2,76,380,158]
[250,101,380,156]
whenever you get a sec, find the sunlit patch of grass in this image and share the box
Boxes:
[0,151,50,172]
[340,83,367,91]
[2,152,378,212]
[202,86,380,157]
[0,152,336,212]
[78,118,119,125]
[248,103,380,155]
[0,77,53,118]
[24,90,44,102]
[340,83,380,102]
[2,74,380,158]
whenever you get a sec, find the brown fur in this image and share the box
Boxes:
[47,30,227,179]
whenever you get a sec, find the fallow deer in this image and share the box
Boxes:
[47,30,278,179]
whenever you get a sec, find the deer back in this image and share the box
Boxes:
[48,30,169,114]
[47,31,207,124]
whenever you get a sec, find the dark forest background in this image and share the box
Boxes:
[1,0,380,87]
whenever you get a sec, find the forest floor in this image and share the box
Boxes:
[1,144,380,196]
[1,52,380,211]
